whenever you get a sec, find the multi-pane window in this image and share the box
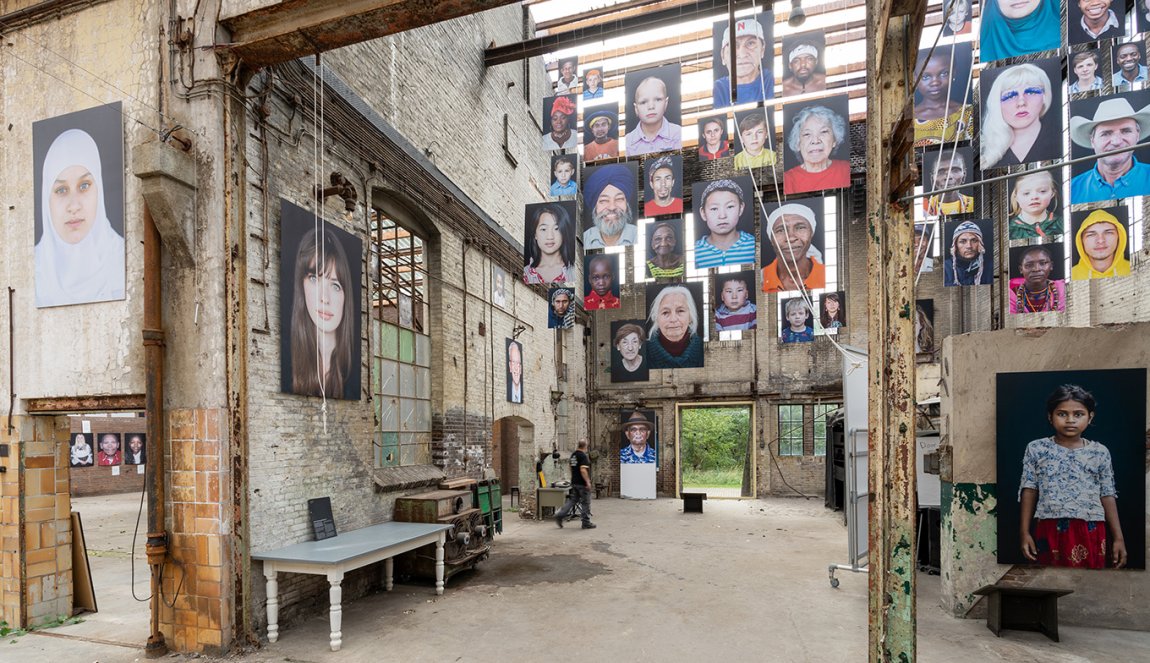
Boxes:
[778,403,841,457]
[371,208,432,467]
[778,405,804,456]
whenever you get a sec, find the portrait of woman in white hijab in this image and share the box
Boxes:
[33,104,125,308]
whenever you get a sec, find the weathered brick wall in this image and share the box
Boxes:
[66,415,147,497]
[240,7,588,629]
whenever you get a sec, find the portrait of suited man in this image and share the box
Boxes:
[506,339,524,403]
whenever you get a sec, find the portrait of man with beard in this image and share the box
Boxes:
[582,162,639,248]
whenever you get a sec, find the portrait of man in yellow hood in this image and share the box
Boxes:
[1072,208,1131,280]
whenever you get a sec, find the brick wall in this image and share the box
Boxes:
[67,415,147,497]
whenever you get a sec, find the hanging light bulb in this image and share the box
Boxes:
[789,0,806,27]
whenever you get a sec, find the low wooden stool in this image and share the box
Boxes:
[973,585,1073,642]
[682,491,707,513]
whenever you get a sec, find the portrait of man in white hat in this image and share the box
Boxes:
[782,31,827,96]
[1069,94,1150,204]
[712,13,774,108]
[760,199,826,292]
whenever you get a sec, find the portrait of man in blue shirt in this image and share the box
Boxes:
[712,15,774,108]
[1069,96,1150,204]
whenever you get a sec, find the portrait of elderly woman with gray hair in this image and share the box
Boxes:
[645,284,704,369]
[783,95,852,194]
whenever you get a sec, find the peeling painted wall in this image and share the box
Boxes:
[941,326,1150,630]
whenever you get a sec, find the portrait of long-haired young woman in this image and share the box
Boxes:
[279,199,362,400]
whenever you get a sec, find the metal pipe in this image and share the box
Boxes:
[7,287,14,435]
[142,205,169,658]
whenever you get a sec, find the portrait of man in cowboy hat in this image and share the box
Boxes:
[620,410,657,464]
[1069,94,1150,204]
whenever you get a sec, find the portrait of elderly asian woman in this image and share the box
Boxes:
[611,321,649,383]
[782,97,852,194]
[646,284,704,369]
[980,60,1062,170]
[523,202,576,285]
[34,107,126,308]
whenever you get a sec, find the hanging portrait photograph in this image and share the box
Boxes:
[623,63,683,157]
[779,296,815,344]
[711,12,775,108]
[1068,0,1125,45]
[582,63,605,100]
[979,0,1061,64]
[69,432,95,468]
[1068,89,1150,204]
[550,153,578,199]
[1111,41,1147,93]
[697,113,731,161]
[523,200,578,285]
[941,0,973,36]
[713,270,758,333]
[692,176,757,270]
[123,433,147,465]
[583,102,620,162]
[1006,168,1064,241]
[915,299,936,356]
[506,338,524,404]
[819,291,846,332]
[582,161,639,248]
[1069,49,1106,96]
[781,93,852,194]
[1140,0,1150,35]
[995,369,1146,569]
[583,253,621,310]
[620,408,659,465]
[32,102,126,308]
[643,154,684,218]
[921,145,976,217]
[610,319,650,383]
[279,199,363,400]
[542,94,578,151]
[555,55,579,94]
[1008,243,1067,314]
[644,219,686,280]
[732,105,777,169]
[492,265,510,309]
[913,42,973,147]
[760,197,827,293]
[979,57,1064,171]
[781,30,826,97]
[1069,206,1132,280]
[942,218,995,287]
[645,282,705,369]
[548,286,576,329]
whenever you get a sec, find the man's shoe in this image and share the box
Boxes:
[556,515,564,528]
[582,522,597,529]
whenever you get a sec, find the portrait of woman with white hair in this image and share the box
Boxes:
[782,95,852,194]
[33,104,126,308]
[645,283,704,369]
[979,59,1063,170]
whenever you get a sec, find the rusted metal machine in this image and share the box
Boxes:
[393,489,489,582]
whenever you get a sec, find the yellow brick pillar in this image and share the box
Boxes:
[0,416,73,629]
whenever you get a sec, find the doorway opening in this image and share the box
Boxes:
[677,403,755,499]
[42,411,151,646]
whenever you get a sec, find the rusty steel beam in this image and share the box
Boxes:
[25,394,145,413]
[220,0,523,69]
[865,2,924,661]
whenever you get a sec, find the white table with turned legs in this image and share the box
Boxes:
[252,522,451,651]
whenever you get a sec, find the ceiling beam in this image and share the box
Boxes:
[221,0,523,69]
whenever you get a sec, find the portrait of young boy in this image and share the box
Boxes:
[713,270,757,332]
[550,154,578,198]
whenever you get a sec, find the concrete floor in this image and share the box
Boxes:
[8,493,1150,662]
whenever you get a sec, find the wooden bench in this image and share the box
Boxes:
[682,491,708,513]
[972,584,1073,642]
[253,521,452,651]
